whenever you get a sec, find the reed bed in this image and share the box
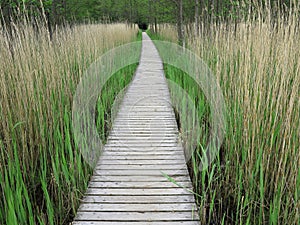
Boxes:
[154,8,300,225]
[0,21,138,224]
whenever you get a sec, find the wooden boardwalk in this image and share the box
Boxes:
[73,33,200,225]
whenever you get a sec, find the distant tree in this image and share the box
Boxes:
[165,0,184,45]
[195,0,199,34]
[0,0,13,34]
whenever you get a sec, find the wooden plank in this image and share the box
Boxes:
[104,145,181,149]
[87,181,192,188]
[107,139,179,143]
[96,164,187,170]
[102,150,184,154]
[101,152,183,156]
[77,203,197,212]
[96,160,186,165]
[101,153,185,156]
[108,134,178,137]
[75,211,198,221]
[99,155,183,160]
[85,188,193,196]
[107,137,178,140]
[90,175,190,182]
[110,128,178,131]
[115,109,174,112]
[93,170,188,176]
[102,151,184,154]
[82,195,196,203]
[111,120,176,123]
[106,141,179,145]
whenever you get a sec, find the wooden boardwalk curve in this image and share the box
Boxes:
[73,33,200,225]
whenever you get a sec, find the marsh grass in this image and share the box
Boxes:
[0,20,138,224]
[151,6,300,225]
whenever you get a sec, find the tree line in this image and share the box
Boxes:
[0,0,298,42]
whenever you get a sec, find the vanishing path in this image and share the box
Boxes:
[73,33,200,225]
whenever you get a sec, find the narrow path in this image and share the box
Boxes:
[73,33,199,225]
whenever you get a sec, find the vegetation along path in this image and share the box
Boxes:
[72,32,200,224]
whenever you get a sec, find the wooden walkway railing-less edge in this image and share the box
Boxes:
[72,33,200,225]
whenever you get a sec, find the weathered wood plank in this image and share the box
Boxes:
[75,211,198,221]
[96,160,186,165]
[107,137,179,141]
[101,151,182,156]
[96,164,186,170]
[104,145,181,149]
[93,170,188,176]
[81,195,196,203]
[110,128,178,132]
[106,142,179,146]
[77,203,197,212]
[85,188,193,196]
[88,181,192,188]
[99,155,184,160]
[90,175,190,182]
